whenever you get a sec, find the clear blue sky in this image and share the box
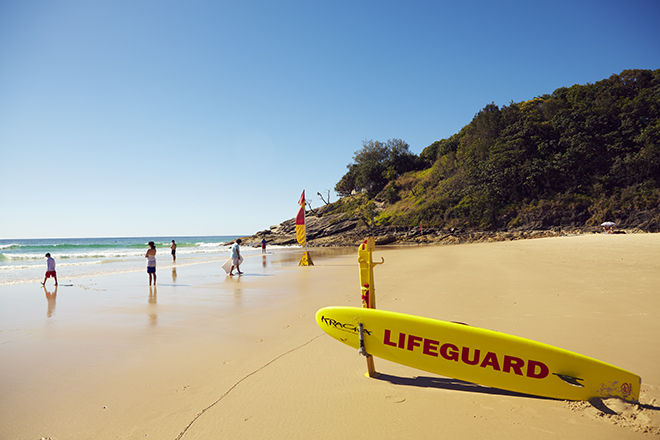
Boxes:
[1,0,659,239]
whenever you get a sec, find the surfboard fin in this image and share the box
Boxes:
[554,373,585,387]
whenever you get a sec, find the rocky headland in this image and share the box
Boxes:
[230,208,645,249]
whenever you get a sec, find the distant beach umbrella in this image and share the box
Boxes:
[601,221,616,227]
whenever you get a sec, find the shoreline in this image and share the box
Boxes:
[0,239,322,286]
[1,234,659,439]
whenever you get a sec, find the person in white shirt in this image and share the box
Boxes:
[230,239,243,275]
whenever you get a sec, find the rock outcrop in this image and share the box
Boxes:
[229,211,641,248]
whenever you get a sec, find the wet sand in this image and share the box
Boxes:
[1,235,659,439]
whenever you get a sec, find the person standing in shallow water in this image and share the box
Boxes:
[41,253,58,286]
[229,239,243,275]
[171,240,177,262]
[146,241,157,285]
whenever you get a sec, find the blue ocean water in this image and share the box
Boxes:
[0,236,244,285]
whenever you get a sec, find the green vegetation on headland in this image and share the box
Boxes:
[245,69,660,247]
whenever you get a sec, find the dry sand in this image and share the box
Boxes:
[1,234,659,439]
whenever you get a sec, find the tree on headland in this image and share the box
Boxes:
[335,139,422,197]
[317,190,332,205]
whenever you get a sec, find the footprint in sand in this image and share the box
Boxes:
[385,395,406,404]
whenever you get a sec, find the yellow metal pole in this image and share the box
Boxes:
[357,237,384,377]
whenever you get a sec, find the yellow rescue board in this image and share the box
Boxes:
[316,307,640,402]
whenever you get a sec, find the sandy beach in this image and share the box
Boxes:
[1,234,659,439]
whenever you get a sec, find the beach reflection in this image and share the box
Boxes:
[148,286,157,325]
[263,247,356,267]
[233,281,242,305]
[172,267,177,282]
[223,275,242,303]
[43,285,57,317]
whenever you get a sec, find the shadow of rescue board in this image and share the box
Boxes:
[316,306,640,402]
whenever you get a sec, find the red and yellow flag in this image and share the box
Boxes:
[296,190,305,246]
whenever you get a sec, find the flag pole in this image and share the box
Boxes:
[357,237,383,377]
[298,190,313,266]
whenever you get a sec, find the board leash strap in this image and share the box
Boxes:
[358,323,370,358]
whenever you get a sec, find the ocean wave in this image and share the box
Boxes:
[0,243,22,250]
[0,251,138,261]
[194,241,230,248]
[1,248,234,261]
[0,263,39,271]
[0,237,234,251]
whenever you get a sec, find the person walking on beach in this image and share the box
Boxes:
[146,241,157,285]
[230,239,243,275]
[41,253,58,286]
[261,238,267,254]
[171,240,177,262]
